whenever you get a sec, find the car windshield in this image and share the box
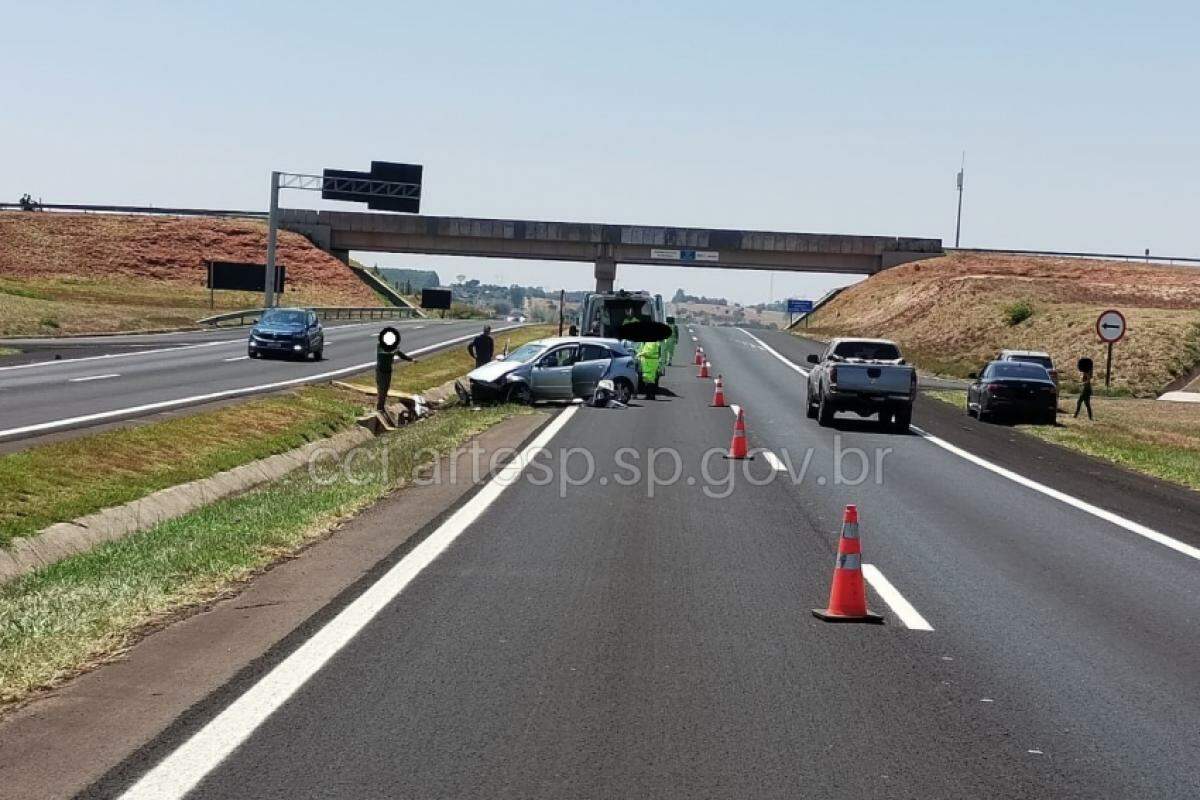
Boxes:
[260,310,306,326]
[832,341,901,360]
[504,343,546,364]
[991,362,1051,380]
[1010,355,1054,369]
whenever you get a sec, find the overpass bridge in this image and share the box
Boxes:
[278,208,942,291]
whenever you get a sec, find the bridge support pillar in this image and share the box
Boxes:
[594,257,616,292]
[330,248,350,265]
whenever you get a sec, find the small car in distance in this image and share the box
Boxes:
[467,337,638,405]
[966,360,1057,424]
[248,308,324,360]
[998,349,1058,385]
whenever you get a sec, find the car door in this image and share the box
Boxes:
[530,345,579,400]
[307,312,322,348]
[572,343,611,397]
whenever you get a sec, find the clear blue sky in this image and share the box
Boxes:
[4,1,1197,304]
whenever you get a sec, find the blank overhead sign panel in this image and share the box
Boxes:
[320,162,422,213]
[206,261,285,293]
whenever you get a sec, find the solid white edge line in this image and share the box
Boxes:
[862,564,934,631]
[67,373,121,383]
[116,405,579,800]
[730,327,1200,563]
[223,356,250,362]
[910,425,1200,562]
[738,328,810,376]
[0,326,521,441]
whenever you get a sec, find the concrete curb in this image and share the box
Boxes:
[0,426,375,586]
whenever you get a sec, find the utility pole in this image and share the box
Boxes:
[265,171,280,309]
[954,152,965,248]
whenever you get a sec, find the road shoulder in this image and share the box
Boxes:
[0,410,553,800]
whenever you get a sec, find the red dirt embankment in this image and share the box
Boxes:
[0,212,379,306]
[805,252,1200,396]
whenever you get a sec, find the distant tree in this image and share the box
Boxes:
[672,288,688,303]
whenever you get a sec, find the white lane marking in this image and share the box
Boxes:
[739,328,1200,564]
[116,406,579,800]
[910,425,1200,563]
[760,449,787,471]
[0,321,401,374]
[68,373,120,383]
[0,340,240,373]
[862,564,934,631]
[738,328,810,376]
[0,326,520,441]
[223,356,250,362]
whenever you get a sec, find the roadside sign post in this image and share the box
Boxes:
[1095,309,1127,388]
[787,299,814,328]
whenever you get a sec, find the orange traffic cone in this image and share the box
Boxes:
[710,375,727,407]
[725,407,750,459]
[694,348,704,366]
[698,360,710,379]
[812,505,884,624]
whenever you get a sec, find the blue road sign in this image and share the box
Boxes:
[788,299,814,313]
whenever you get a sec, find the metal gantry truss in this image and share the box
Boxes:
[275,172,421,202]
[263,170,422,308]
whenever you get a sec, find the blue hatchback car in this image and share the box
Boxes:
[248,308,325,361]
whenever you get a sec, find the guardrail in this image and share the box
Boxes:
[1,202,266,219]
[197,306,418,328]
[948,247,1200,266]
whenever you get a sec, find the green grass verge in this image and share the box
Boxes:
[0,404,528,706]
[0,387,363,547]
[0,347,17,358]
[924,389,1200,491]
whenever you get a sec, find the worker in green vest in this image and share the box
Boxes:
[662,317,679,366]
[638,339,663,400]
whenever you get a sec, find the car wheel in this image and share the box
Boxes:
[613,378,634,405]
[805,384,818,419]
[312,347,324,361]
[248,350,259,359]
[817,393,834,427]
[893,406,913,431]
[966,400,975,417]
[505,382,533,405]
[978,401,993,423]
[879,410,893,429]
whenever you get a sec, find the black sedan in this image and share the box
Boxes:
[966,360,1057,424]
[248,308,324,360]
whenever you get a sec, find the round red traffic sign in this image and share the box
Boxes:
[1096,309,1126,343]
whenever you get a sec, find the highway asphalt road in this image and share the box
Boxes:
[86,325,1200,799]
[0,320,505,442]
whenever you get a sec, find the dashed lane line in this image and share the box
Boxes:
[862,564,934,631]
[68,373,121,383]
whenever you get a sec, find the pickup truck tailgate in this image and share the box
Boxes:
[832,364,915,396]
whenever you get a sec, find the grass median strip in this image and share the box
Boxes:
[0,387,363,547]
[924,389,1200,492]
[0,404,529,707]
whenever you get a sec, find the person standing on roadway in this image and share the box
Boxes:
[467,325,494,368]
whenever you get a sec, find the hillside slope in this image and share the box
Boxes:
[0,212,382,335]
[803,252,1200,396]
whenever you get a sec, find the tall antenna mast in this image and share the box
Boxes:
[954,151,965,248]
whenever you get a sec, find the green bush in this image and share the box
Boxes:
[1003,301,1033,326]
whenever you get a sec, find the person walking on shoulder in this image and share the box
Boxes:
[467,325,494,368]
[1074,363,1094,421]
